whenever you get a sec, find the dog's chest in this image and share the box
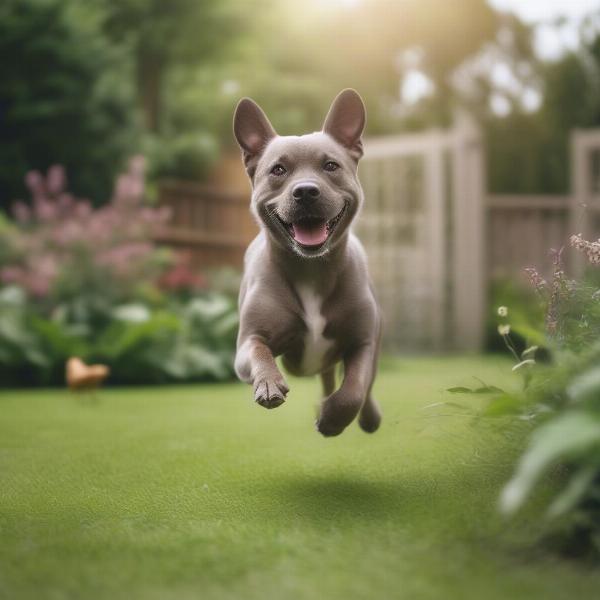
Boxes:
[295,285,333,376]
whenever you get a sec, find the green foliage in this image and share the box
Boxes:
[487,15,600,194]
[0,287,238,387]
[144,131,219,181]
[501,411,600,517]
[455,244,600,557]
[487,279,545,352]
[0,287,51,381]
[229,0,498,135]
[0,0,139,206]
[5,0,595,197]
[0,163,238,386]
[97,0,249,138]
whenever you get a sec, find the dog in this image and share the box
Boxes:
[232,89,381,437]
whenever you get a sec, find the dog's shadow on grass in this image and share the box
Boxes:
[264,472,407,525]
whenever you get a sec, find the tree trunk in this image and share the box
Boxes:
[137,48,164,132]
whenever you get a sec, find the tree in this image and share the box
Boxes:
[486,11,600,193]
[230,0,499,135]
[98,0,248,132]
[0,0,139,207]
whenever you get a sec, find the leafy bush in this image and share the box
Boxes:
[1,159,170,312]
[0,287,238,387]
[0,162,238,386]
[144,132,220,182]
[453,241,600,558]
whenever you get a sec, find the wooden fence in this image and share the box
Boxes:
[155,126,600,351]
[155,180,256,269]
[487,129,600,280]
[487,195,571,279]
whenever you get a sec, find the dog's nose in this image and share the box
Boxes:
[292,183,321,203]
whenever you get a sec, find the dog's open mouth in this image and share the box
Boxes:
[277,203,347,249]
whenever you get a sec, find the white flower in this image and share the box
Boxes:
[497,306,508,317]
[498,324,511,336]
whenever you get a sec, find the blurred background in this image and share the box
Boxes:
[2,0,600,386]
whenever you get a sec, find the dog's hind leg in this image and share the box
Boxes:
[320,366,336,397]
[358,391,382,433]
[358,341,381,433]
[316,344,377,437]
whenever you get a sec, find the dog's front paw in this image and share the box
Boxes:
[253,375,289,409]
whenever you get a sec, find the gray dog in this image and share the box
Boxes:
[232,89,381,437]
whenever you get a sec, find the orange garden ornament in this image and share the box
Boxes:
[66,357,110,391]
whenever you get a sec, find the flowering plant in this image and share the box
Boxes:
[450,233,600,558]
[2,158,171,311]
[0,161,237,386]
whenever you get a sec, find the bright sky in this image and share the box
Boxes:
[489,0,599,22]
[489,0,599,59]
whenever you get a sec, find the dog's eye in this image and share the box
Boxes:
[270,164,287,176]
[323,161,340,172]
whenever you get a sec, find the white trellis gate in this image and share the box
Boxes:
[357,116,486,352]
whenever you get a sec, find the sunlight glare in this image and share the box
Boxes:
[313,0,362,10]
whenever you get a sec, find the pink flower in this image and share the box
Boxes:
[157,252,206,292]
[12,201,31,224]
[4,157,178,305]
[24,170,45,197]
[46,165,66,195]
[570,233,600,265]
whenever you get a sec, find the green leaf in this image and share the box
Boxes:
[163,344,229,380]
[510,324,546,347]
[30,316,88,359]
[483,394,522,417]
[96,311,180,360]
[0,285,26,306]
[112,303,151,323]
[500,412,600,515]
[447,387,474,394]
[568,367,600,406]
[546,464,598,518]
[521,346,539,359]
[512,359,536,372]
[423,401,468,410]
[473,385,505,394]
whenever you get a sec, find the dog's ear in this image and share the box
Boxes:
[322,89,366,161]
[233,98,277,179]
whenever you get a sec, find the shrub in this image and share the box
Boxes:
[1,159,170,316]
[0,287,238,387]
[0,161,238,386]
[452,239,600,558]
[0,0,139,206]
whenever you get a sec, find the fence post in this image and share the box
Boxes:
[451,114,486,351]
[570,130,589,276]
[425,131,447,351]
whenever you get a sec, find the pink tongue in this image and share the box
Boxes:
[291,221,328,246]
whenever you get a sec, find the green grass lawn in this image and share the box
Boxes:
[1,356,599,600]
